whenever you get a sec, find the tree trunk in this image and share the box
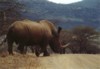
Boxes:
[0,11,7,24]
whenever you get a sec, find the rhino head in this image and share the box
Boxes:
[49,27,70,54]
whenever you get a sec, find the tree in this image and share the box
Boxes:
[0,0,24,35]
[60,30,80,53]
[71,26,99,54]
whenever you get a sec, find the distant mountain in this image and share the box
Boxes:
[18,0,100,30]
[1,0,100,30]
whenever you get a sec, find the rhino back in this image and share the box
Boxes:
[40,20,57,37]
[7,21,53,45]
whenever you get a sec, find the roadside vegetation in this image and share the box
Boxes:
[60,26,100,54]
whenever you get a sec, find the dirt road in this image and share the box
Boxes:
[0,54,100,69]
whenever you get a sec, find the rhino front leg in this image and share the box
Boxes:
[41,45,50,56]
[43,49,50,56]
[17,44,26,54]
[34,46,42,57]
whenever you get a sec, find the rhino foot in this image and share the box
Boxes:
[43,52,50,56]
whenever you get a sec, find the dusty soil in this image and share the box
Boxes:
[0,53,100,69]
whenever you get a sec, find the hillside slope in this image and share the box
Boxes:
[0,54,100,69]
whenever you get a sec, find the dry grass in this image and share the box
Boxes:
[0,53,40,69]
[0,53,100,69]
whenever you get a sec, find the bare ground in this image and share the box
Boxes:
[0,53,100,69]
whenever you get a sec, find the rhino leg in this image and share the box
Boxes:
[17,44,27,54]
[43,50,50,56]
[34,46,42,57]
[35,49,40,57]
[40,44,50,56]
[7,40,14,55]
[43,49,50,56]
[29,46,35,53]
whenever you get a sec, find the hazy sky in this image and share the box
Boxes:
[48,0,83,4]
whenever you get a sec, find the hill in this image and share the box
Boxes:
[19,0,100,29]
[0,0,100,35]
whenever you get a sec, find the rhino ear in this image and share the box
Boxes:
[58,27,62,34]
[52,27,62,37]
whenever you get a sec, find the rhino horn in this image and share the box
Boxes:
[61,43,70,48]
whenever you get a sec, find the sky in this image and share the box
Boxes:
[47,0,83,4]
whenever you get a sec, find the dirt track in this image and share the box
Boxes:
[0,54,100,69]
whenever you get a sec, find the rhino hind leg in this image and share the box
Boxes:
[7,40,14,55]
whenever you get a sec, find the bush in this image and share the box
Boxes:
[60,26,100,54]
